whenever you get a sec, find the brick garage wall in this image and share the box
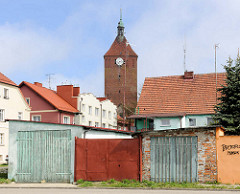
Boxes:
[141,127,217,183]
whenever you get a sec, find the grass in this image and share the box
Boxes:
[76,179,240,190]
[0,164,8,167]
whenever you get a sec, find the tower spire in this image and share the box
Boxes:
[117,8,124,42]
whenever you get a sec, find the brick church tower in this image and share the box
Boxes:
[104,12,138,116]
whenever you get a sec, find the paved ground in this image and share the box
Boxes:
[0,188,239,194]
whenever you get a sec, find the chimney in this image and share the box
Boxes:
[184,71,194,79]
[73,87,80,97]
[57,85,78,109]
[34,82,42,87]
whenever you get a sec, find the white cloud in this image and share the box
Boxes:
[42,71,104,97]
[0,22,71,74]
[127,0,240,84]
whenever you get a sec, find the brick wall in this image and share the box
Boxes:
[141,127,217,183]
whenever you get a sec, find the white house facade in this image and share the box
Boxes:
[0,73,30,163]
[78,93,117,129]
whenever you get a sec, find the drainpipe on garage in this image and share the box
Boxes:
[83,128,91,139]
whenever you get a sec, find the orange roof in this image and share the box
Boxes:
[0,72,17,86]
[97,97,108,102]
[20,81,79,113]
[137,72,226,115]
[104,37,138,57]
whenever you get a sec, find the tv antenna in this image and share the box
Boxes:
[46,73,54,89]
[183,36,187,72]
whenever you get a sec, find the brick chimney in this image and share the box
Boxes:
[184,71,194,79]
[34,82,42,87]
[57,85,79,109]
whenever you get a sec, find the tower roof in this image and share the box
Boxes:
[104,37,137,57]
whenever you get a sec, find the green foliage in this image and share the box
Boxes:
[214,56,240,133]
[0,173,7,179]
[76,179,93,187]
[0,178,11,184]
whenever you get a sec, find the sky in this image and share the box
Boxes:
[0,0,240,97]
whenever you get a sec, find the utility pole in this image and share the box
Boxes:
[214,44,219,105]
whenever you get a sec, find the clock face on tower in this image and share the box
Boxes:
[115,57,124,66]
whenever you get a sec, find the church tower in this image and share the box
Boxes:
[104,11,138,116]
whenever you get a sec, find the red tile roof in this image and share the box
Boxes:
[97,97,108,102]
[0,72,17,86]
[20,81,79,113]
[137,72,226,115]
[104,37,138,57]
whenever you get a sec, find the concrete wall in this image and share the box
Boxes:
[185,115,213,127]
[217,136,240,184]
[0,83,30,163]
[141,127,222,183]
[8,120,84,183]
[85,130,132,139]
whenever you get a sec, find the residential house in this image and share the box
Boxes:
[79,93,117,128]
[129,71,226,131]
[0,73,30,163]
[19,82,79,124]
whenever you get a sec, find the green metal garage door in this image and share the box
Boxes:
[16,130,71,183]
[150,136,198,183]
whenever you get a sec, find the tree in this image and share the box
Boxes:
[214,56,240,133]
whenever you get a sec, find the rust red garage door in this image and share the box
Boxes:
[75,138,140,181]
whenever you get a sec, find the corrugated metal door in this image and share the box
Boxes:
[151,136,198,182]
[16,130,71,183]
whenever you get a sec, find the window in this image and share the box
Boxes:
[82,104,85,111]
[0,133,4,145]
[103,123,106,128]
[95,122,99,127]
[95,108,99,117]
[0,155,3,161]
[89,121,92,126]
[18,112,23,120]
[63,116,70,124]
[109,124,112,128]
[25,98,30,105]
[161,119,170,126]
[88,106,92,115]
[32,115,41,122]
[103,110,106,118]
[0,109,4,121]
[82,115,85,123]
[108,111,111,119]
[4,88,9,99]
[189,118,196,126]
[207,117,214,126]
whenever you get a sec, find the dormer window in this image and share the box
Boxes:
[4,88,9,99]
[25,98,30,105]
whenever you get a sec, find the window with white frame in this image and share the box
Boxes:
[108,111,111,119]
[103,110,106,118]
[63,116,70,124]
[95,108,99,117]
[207,117,214,126]
[88,106,92,115]
[18,112,23,120]
[4,88,9,99]
[0,109,4,121]
[82,115,85,123]
[189,118,196,126]
[82,104,85,112]
[25,97,30,105]
[95,122,99,127]
[102,123,106,128]
[32,115,41,122]
[89,121,92,126]
[161,119,170,126]
[0,133,4,145]
[109,124,112,128]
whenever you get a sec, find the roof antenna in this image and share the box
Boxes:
[183,35,187,72]
[238,48,239,58]
[46,73,54,89]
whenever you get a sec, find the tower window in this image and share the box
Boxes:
[119,90,120,93]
